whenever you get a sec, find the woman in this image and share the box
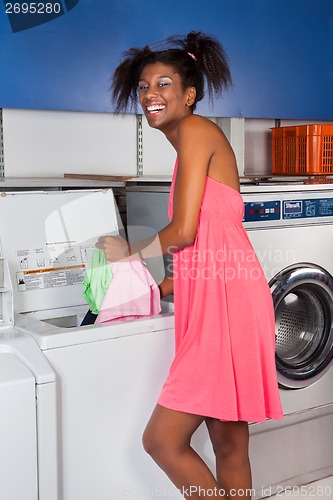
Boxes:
[98,31,283,500]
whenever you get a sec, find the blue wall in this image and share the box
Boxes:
[1,0,332,118]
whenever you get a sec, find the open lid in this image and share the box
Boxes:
[0,189,119,314]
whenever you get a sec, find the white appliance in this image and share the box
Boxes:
[126,178,333,498]
[241,181,333,496]
[0,255,58,500]
[0,189,190,500]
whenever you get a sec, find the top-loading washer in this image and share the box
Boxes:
[126,176,333,498]
[0,188,190,500]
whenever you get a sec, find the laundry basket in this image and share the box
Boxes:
[271,124,333,175]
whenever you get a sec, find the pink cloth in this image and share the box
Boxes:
[95,260,161,323]
[158,159,283,422]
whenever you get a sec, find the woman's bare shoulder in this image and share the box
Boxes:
[179,114,212,128]
[178,115,218,143]
[179,115,224,138]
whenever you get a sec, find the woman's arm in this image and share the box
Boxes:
[97,115,214,261]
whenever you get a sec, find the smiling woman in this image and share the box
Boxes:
[101,31,284,500]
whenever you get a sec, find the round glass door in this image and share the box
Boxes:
[270,264,333,389]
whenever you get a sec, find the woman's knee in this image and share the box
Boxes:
[142,424,165,457]
[142,405,204,460]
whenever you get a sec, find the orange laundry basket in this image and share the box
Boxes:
[271,124,333,175]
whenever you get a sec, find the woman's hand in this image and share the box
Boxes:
[96,235,130,262]
[158,274,174,298]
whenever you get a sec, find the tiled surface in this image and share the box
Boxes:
[266,476,333,499]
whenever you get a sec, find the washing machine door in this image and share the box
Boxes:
[270,263,333,389]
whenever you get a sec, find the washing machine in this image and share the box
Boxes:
[241,179,333,496]
[126,177,333,498]
[0,189,188,500]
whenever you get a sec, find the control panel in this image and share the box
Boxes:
[243,195,333,226]
[243,201,280,222]
[282,198,333,219]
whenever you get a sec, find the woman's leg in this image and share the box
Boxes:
[205,419,252,500]
[142,404,224,499]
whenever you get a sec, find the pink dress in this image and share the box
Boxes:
[158,160,283,422]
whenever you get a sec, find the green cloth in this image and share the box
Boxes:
[83,248,112,314]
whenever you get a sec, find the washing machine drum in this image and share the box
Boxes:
[271,263,333,389]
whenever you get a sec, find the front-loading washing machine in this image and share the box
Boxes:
[241,180,333,496]
[126,177,333,498]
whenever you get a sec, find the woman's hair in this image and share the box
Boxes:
[111,31,232,113]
